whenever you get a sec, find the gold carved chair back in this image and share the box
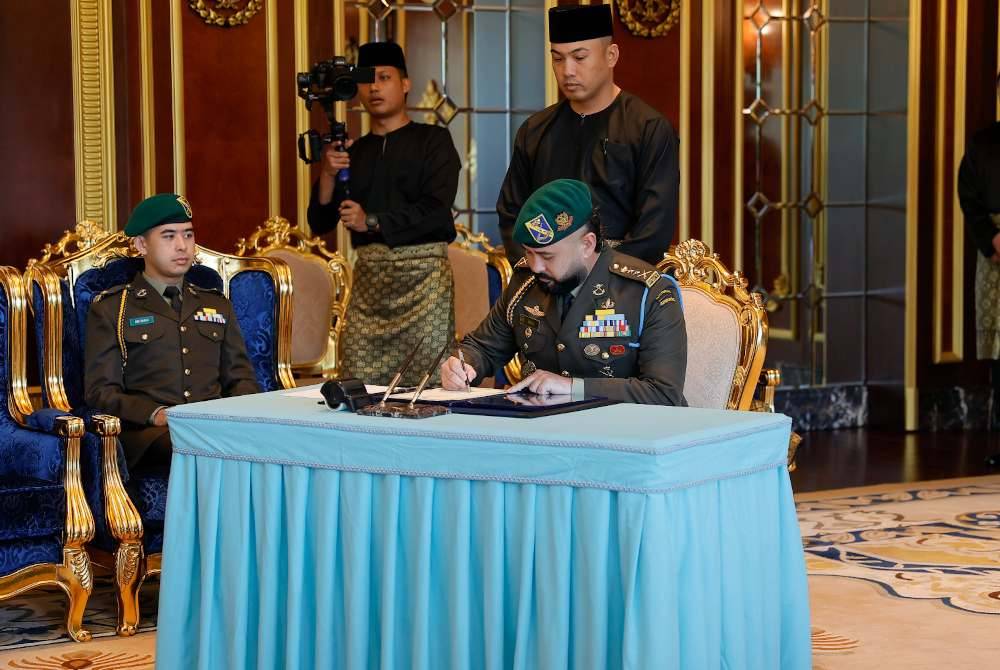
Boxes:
[236,216,352,380]
[657,239,773,411]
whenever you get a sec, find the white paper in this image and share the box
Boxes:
[389,387,506,402]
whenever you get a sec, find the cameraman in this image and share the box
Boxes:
[307,41,461,385]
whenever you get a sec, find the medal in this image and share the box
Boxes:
[584,343,600,357]
[525,305,545,318]
[592,283,606,296]
[599,297,615,310]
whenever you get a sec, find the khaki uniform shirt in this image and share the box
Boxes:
[460,249,687,405]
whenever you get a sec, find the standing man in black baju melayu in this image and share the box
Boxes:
[497,4,680,266]
[307,41,461,385]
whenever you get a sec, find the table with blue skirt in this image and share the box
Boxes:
[155,388,811,669]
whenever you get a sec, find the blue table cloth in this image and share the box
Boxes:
[156,388,811,669]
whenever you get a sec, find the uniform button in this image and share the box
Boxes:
[183,390,191,399]
[180,325,187,333]
[212,331,219,338]
[556,343,565,352]
[184,368,191,376]
[140,333,148,341]
[561,371,570,377]
[182,347,190,354]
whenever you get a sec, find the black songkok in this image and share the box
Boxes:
[357,41,407,75]
[548,4,614,44]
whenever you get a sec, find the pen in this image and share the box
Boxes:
[456,345,471,393]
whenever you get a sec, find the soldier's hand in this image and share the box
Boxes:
[321,140,353,178]
[506,370,572,396]
[151,407,168,427]
[441,356,476,390]
[339,200,367,232]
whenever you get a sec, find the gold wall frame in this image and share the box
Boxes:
[171,0,187,195]
[295,0,310,234]
[266,0,281,216]
[139,0,156,197]
[930,0,966,364]
[678,0,691,242]
[904,0,922,430]
[71,0,118,233]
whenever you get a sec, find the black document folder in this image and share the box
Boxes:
[415,393,618,418]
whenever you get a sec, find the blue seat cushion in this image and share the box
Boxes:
[0,477,64,542]
[127,474,168,524]
[0,536,62,576]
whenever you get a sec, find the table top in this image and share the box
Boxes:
[166,386,792,495]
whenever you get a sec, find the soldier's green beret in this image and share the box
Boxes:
[124,193,193,237]
[513,179,593,248]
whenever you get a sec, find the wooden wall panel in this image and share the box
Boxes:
[180,7,270,251]
[0,3,76,268]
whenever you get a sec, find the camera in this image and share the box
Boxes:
[296,57,375,165]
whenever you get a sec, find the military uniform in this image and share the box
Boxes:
[84,273,260,466]
[460,249,687,405]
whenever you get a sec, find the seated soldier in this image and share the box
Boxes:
[84,194,260,471]
[441,179,687,405]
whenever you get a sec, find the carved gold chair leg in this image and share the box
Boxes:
[57,548,95,642]
[92,414,147,636]
[114,541,145,636]
[59,416,96,641]
[787,432,803,473]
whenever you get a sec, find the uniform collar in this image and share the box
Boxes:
[141,272,183,306]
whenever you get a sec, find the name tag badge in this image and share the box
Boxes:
[128,316,155,327]
[519,314,540,329]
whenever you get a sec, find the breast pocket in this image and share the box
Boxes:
[581,338,635,377]
[123,319,166,347]
[603,141,635,192]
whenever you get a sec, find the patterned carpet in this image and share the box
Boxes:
[3,477,998,667]
[799,475,1000,669]
[0,573,158,650]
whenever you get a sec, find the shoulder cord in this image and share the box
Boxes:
[116,285,129,369]
[506,276,536,327]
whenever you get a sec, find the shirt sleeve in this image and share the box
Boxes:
[496,123,534,263]
[958,142,998,259]
[371,128,461,248]
[220,301,262,397]
[459,279,523,384]
[615,116,680,265]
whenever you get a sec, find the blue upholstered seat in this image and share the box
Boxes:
[27,238,291,635]
[0,266,96,642]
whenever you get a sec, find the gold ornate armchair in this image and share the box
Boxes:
[24,221,294,634]
[0,266,95,641]
[658,239,799,468]
[236,216,352,380]
[447,224,521,383]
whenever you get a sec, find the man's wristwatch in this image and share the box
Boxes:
[365,214,379,233]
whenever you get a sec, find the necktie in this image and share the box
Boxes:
[560,293,575,323]
[163,285,182,316]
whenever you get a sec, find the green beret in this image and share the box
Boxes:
[124,193,193,237]
[513,179,593,248]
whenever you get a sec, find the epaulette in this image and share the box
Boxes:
[92,284,127,304]
[513,257,530,271]
[610,260,662,289]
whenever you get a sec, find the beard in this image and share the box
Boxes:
[535,265,587,295]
